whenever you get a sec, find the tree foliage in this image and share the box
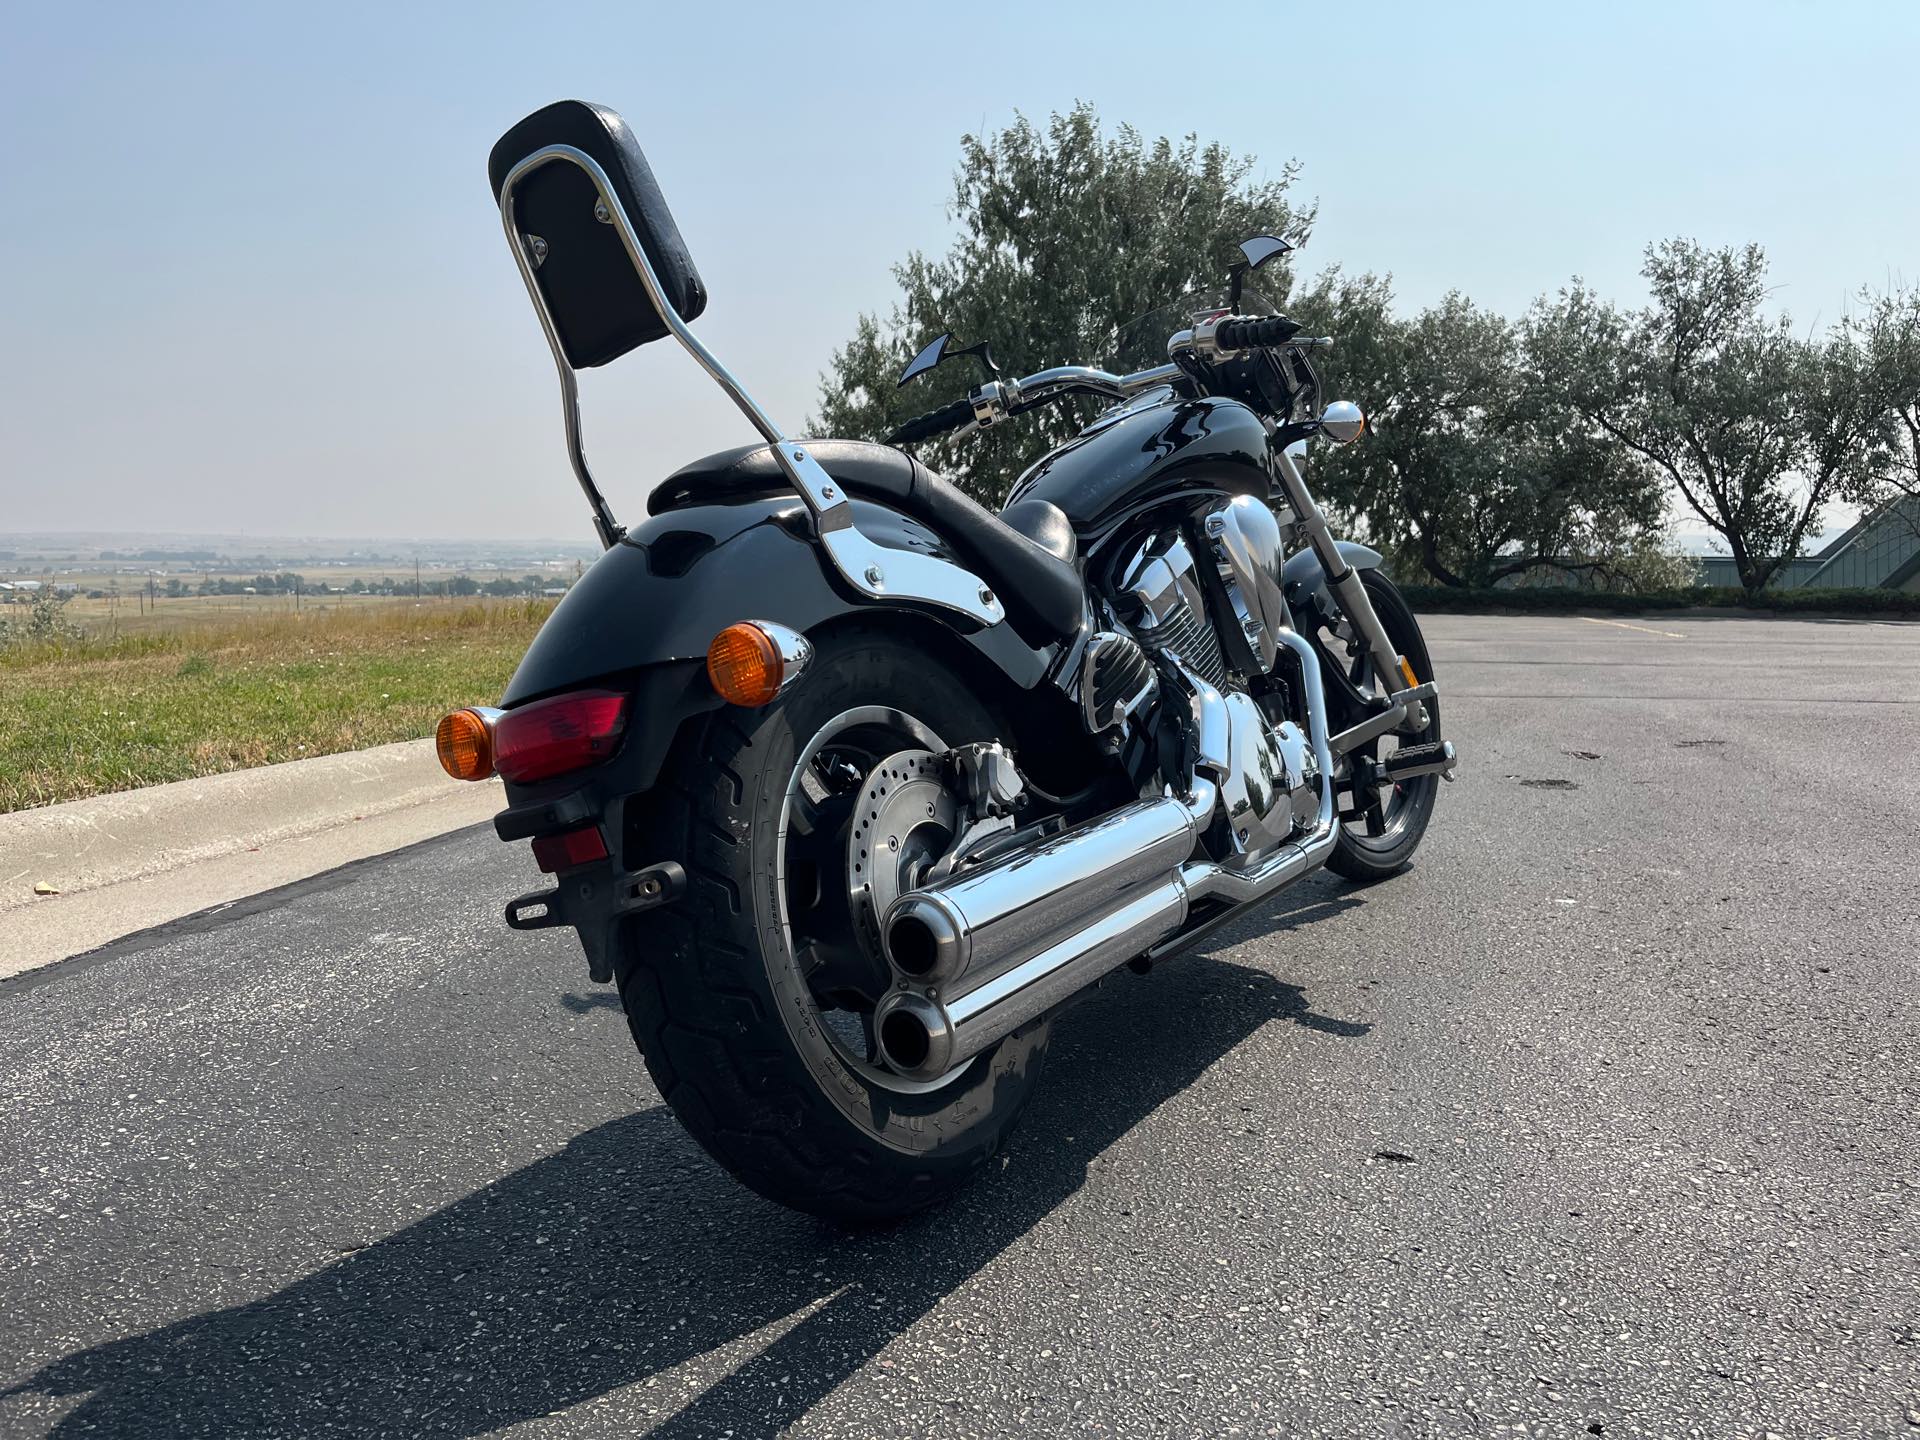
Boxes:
[1853,282,1920,535]
[1308,290,1669,588]
[1530,241,1889,594]
[816,110,1907,595]
[812,104,1313,503]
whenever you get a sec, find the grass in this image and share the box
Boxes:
[0,599,555,813]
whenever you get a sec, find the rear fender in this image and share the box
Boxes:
[500,494,1059,795]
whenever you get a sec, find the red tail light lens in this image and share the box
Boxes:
[493,690,628,783]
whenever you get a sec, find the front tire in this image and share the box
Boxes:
[613,625,1048,1223]
[1325,571,1443,883]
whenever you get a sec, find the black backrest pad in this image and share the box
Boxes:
[488,100,707,368]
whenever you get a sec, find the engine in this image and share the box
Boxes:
[1105,496,1320,855]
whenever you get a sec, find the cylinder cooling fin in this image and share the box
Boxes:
[1113,530,1233,691]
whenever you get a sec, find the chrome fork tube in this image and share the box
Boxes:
[1270,447,1408,703]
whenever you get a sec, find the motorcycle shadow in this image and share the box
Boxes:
[15,925,1366,1438]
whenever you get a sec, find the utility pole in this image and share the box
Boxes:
[414,557,421,599]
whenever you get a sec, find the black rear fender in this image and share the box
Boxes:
[494,494,1065,834]
[507,496,1053,708]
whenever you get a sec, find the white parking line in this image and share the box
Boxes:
[1581,616,1686,639]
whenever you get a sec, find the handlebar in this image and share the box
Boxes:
[885,397,977,446]
[885,361,1183,447]
[1212,314,1305,350]
[885,316,1333,449]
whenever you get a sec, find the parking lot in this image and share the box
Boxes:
[2,612,1917,1438]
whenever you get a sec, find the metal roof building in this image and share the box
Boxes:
[1696,495,1920,591]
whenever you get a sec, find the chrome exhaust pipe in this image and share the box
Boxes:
[874,630,1337,1081]
[876,795,1202,1077]
[876,876,1192,1078]
[1183,629,1340,907]
[883,797,1201,985]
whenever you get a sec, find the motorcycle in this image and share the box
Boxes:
[440,99,1459,1221]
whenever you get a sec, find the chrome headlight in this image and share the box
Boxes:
[1318,401,1366,445]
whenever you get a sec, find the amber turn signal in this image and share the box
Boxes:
[707,622,783,708]
[436,708,495,781]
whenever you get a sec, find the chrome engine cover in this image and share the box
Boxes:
[1114,506,1316,856]
[1219,691,1319,854]
[1203,494,1291,675]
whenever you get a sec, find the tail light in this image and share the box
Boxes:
[492,689,628,783]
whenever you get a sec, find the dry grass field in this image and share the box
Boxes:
[0,598,556,813]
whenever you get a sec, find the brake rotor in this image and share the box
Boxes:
[847,749,957,962]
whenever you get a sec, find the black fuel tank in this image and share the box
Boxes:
[1004,394,1272,540]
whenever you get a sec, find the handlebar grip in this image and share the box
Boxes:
[1214,315,1305,351]
[885,397,975,446]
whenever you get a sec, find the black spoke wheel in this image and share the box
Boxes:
[1324,571,1443,882]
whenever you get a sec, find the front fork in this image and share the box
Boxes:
[1269,446,1458,796]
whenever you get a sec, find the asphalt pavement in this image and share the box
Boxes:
[2,613,1917,1439]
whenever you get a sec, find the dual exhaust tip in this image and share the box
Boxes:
[869,798,1206,1080]
[872,900,963,1077]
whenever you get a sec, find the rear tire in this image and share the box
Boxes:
[612,625,1048,1223]
[1325,571,1443,883]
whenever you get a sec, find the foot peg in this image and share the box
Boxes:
[1329,682,1438,756]
[1374,740,1457,784]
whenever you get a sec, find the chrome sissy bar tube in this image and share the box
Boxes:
[495,144,1003,629]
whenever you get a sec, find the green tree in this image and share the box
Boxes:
[1312,291,1666,587]
[812,103,1315,503]
[1852,282,1920,535]
[1532,241,1886,595]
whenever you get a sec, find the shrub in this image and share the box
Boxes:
[1399,585,1920,616]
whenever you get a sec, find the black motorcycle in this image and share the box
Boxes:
[438,100,1458,1221]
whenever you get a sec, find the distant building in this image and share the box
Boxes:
[1696,495,1920,591]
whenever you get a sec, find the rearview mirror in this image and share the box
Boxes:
[1238,234,1294,272]
[1229,234,1294,305]
[898,333,952,387]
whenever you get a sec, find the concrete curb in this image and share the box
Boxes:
[0,741,503,981]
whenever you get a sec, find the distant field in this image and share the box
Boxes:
[0,599,555,813]
[7,560,577,634]
[54,590,459,636]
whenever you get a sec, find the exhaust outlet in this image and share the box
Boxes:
[875,797,1200,1079]
[882,797,1198,985]
[875,878,1192,1079]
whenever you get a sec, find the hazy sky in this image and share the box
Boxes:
[2,1,1914,543]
